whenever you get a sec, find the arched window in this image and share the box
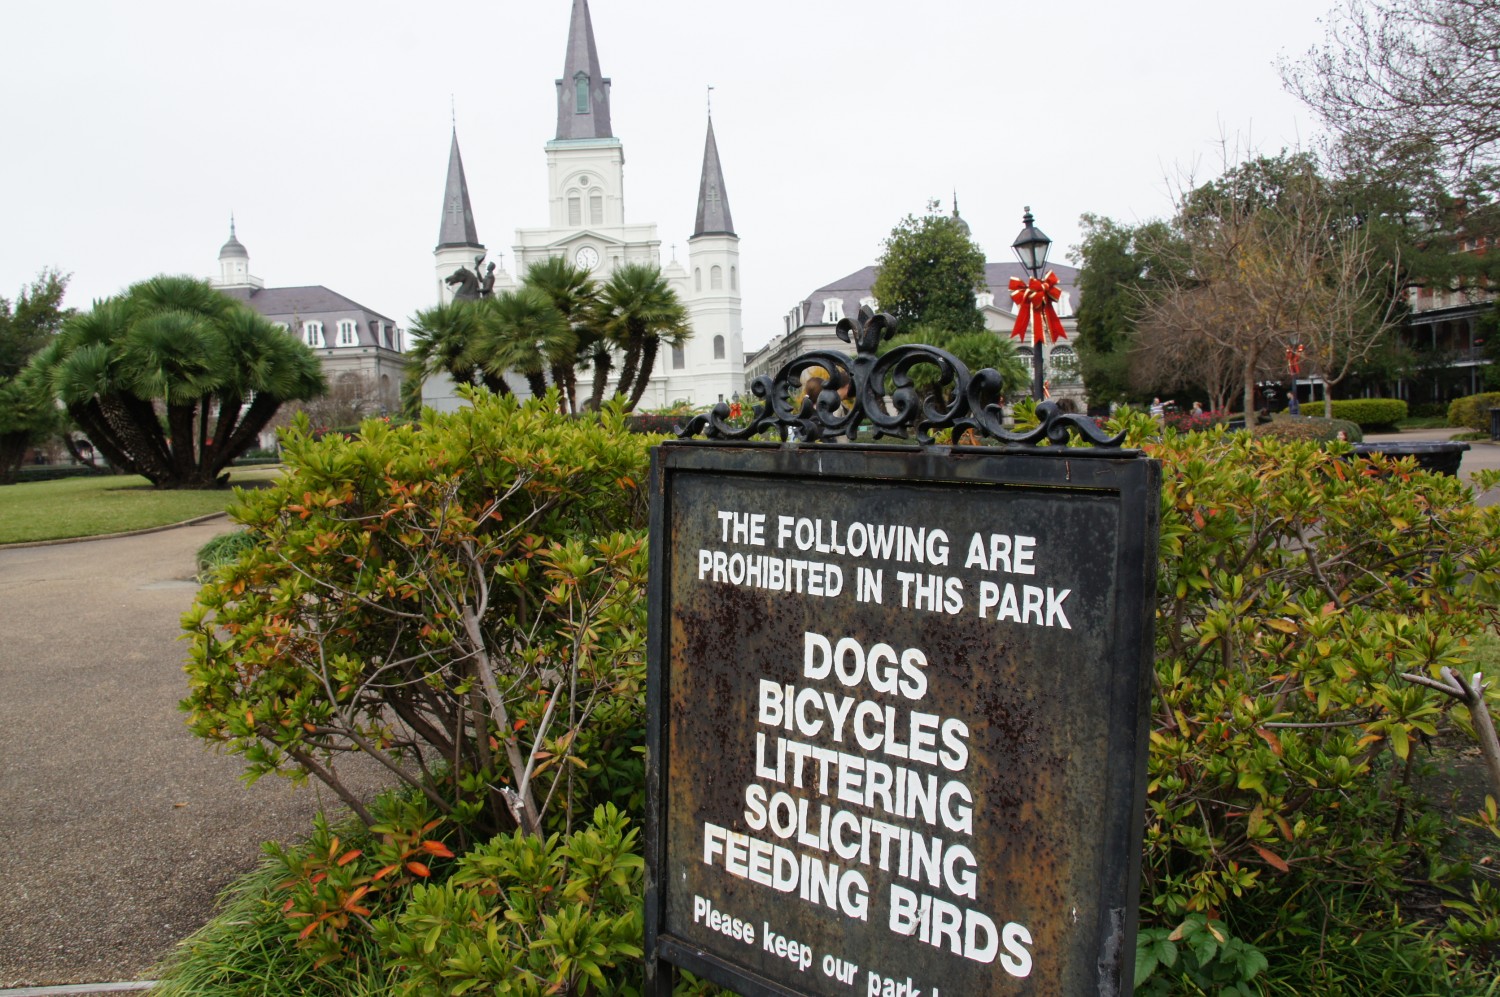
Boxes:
[337,319,359,347]
[730,266,737,290]
[672,345,685,369]
[713,335,725,360]
[1048,345,1080,383]
[303,321,324,348]
[694,268,702,291]
[710,265,723,289]
[589,191,603,225]
[574,73,590,113]
[568,192,582,226]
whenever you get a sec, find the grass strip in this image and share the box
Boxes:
[0,470,278,545]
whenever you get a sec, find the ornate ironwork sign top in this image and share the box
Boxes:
[679,306,1126,449]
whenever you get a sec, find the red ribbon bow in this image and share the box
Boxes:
[1009,271,1068,345]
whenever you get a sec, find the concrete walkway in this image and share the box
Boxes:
[0,520,386,989]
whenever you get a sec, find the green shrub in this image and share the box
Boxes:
[194,528,260,579]
[151,816,395,996]
[1448,392,1500,433]
[1252,415,1364,443]
[1327,397,1408,428]
[372,803,645,996]
[1124,416,1500,985]
[183,388,653,840]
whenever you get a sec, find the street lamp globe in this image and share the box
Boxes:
[1011,206,1052,275]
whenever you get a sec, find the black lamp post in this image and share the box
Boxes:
[1012,206,1052,401]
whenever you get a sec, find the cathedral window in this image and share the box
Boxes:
[713,335,725,359]
[303,321,324,348]
[694,268,702,291]
[821,297,844,324]
[731,266,737,290]
[568,195,582,226]
[337,320,359,347]
[589,192,603,225]
[672,345,685,369]
[711,265,723,289]
[574,73,590,113]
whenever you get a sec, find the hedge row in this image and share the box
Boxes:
[1326,398,1407,428]
[1447,391,1500,433]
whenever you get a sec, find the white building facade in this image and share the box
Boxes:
[426,0,744,412]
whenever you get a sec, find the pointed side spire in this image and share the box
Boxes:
[437,127,482,250]
[693,115,735,238]
[555,0,613,140]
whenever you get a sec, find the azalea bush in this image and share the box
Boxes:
[184,390,653,842]
[1125,416,1500,991]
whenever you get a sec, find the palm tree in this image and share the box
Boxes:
[31,275,325,488]
[521,257,600,413]
[409,300,511,395]
[598,263,689,411]
[478,288,576,404]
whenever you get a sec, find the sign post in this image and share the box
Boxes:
[644,311,1160,997]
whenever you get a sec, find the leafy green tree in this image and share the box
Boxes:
[598,263,689,411]
[29,275,325,488]
[872,200,987,334]
[0,270,70,483]
[1070,215,1182,405]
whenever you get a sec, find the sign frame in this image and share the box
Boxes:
[644,439,1160,997]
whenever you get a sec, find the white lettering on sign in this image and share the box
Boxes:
[698,509,1075,627]
[687,497,1088,983]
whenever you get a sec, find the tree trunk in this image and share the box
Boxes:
[67,401,137,476]
[613,341,642,404]
[0,431,29,485]
[626,337,661,412]
[214,393,284,480]
[587,347,613,412]
[167,403,197,482]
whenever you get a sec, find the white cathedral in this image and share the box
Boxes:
[425,0,744,412]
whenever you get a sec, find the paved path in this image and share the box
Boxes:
[0,520,387,989]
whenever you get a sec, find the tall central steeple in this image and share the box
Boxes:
[555,0,613,141]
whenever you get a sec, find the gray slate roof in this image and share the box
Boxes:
[437,128,483,250]
[555,0,613,140]
[222,285,396,327]
[692,115,735,237]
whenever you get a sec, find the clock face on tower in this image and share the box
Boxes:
[575,246,600,270]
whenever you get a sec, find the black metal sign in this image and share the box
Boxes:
[645,442,1160,996]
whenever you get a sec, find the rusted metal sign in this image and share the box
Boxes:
[645,442,1160,996]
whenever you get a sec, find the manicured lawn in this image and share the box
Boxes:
[0,468,280,544]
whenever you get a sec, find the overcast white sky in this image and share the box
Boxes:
[0,0,1330,351]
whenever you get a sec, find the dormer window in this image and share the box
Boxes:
[821,297,845,324]
[302,321,324,348]
[574,73,590,113]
